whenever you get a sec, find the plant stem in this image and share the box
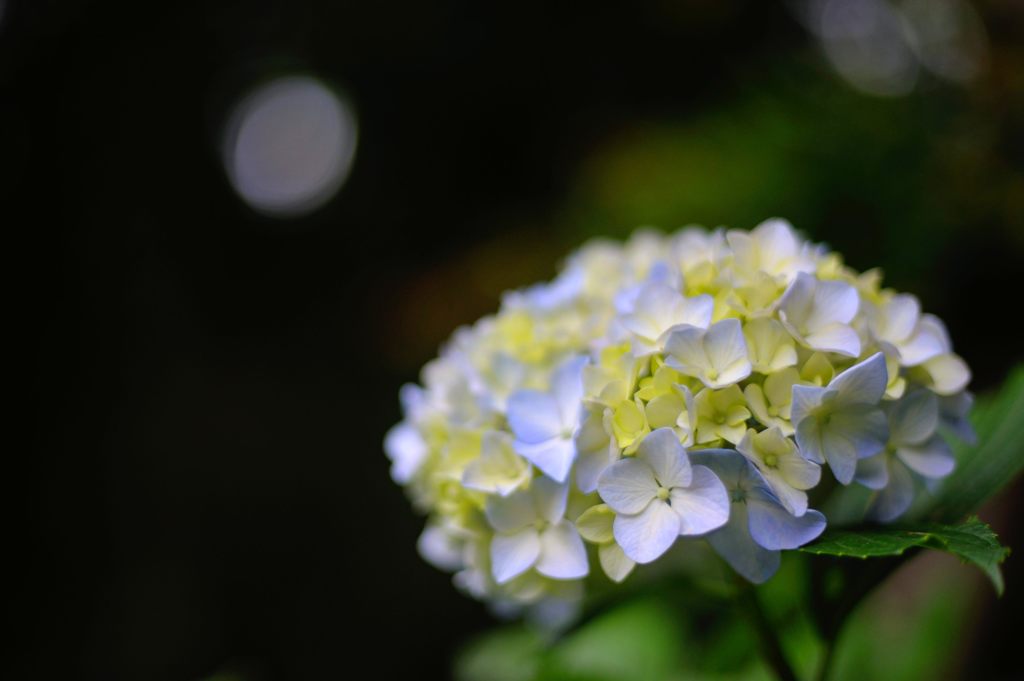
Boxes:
[736,581,799,681]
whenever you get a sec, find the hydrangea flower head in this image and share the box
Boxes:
[384,220,972,612]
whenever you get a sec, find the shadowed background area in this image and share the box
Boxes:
[9,0,1024,679]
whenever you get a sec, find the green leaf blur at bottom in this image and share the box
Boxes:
[799,516,1010,594]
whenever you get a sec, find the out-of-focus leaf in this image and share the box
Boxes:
[800,516,1010,594]
[934,366,1024,521]
[537,598,683,681]
[454,625,545,681]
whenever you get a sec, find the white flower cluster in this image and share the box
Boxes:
[385,220,973,610]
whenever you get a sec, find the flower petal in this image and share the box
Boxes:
[612,500,681,564]
[804,323,861,357]
[417,525,464,571]
[705,504,781,584]
[637,427,692,488]
[669,465,730,535]
[598,542,636,583]
[868,458,915,522]
[888,389,939,446]
[855,452,890,490]
[575,504,615,544]
[551,355,588,428]
[747,499,826,550]
[897,435,955,479]
[384,422,428,484]
[491,528,541,584]
[515,437,577,483]
[821,407,889,484]
[704,319,752,383]
[507,390,563,444]
[830,353,888,406]
[486,488,537,533]
[531,475,570,524]
[536,521,589,580]
[598,457,658,514]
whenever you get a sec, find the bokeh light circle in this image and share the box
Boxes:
[222,75,358,218]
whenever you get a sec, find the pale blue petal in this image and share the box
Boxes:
[637,427,692,488]
[613,500,681,564]
[531,475,570,523]
[822,407,888,484]
[670,465,730,536]
[598,458,658,514]
[888,389,939,446]
[794,411,826,465]
[854,453,889,490]
[515,437,576,483]
[688,448,748,489]
[491,528,541,584]
[830,353,888,407]
[705,503,781,584]
[897,435,955,479]
[507,390,563,443]
[536,521,589,579]
[747,499,826,550]
[552,355,588,428]
[868,457,915,522]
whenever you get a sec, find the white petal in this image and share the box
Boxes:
[808,278,859,328]
[491,528,541,584]
[486,489,537,533]
[747,501,826,550]
[705,504,781,584]
[575,437,619,494]
[384,422,428,484]
[897,319,947,367]
[551,355,588,428]
[664,325,710,375]
[669,465,730,535]
[922,354,971,396]
[597,457,658,514]
[854,452,890,490]
[536,521,589,579]
[637,427,692,488]
[612,500,681,564]
[598,542,636,583]
[417,525,464,571]
[515,437,576,483]
[897,435,955,479]
[804,323,861,357]
[680,294,715,329]
[531,475,570,524]
[879,294,921,344]
[507,390,563,444]
[888,389,939,446]
[830,353,888,406]
[704,319,752,382]
[778,271,815,323]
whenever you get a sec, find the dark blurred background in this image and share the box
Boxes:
[9,0,1024,679]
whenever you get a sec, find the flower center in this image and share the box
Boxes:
[764,453,779,468]
[656,486,671,501]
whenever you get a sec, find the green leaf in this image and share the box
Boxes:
[800,516,1010,594]
[454,626,545,681]
[537,598,684,681]
[933,365,1024,521]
